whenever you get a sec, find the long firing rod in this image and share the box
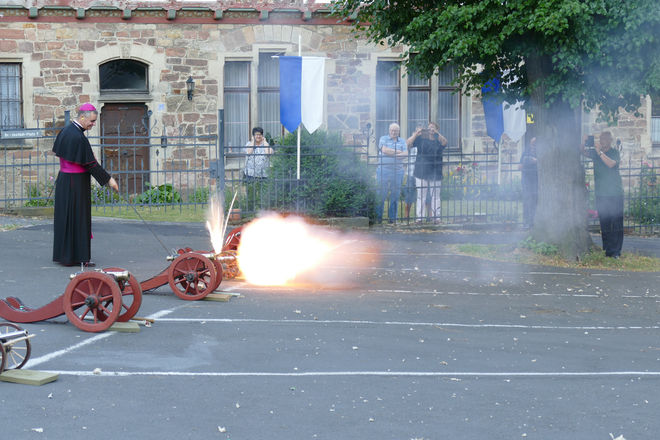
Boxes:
[127,202,172,255]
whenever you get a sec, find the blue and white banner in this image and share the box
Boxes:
[481,77,526,142]
[481,77,504,143]
[279,56,325,133]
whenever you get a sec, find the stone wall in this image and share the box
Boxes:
[0,4,656,168]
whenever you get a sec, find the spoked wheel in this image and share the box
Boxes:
[0,341,5,374]
[167,253,217,301]
[0,323,31,372]
[102,268,143,322]
[63,272,123,332]
[212,259,224,290]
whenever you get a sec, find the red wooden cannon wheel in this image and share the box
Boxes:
[222,226,243,252]
[167,253,217,301]
[0,323,31,373]
[0,340,5,374]
[63,272,123,332]
[102,268,142,322]
[212,259,224,290]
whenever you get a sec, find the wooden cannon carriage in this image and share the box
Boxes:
[133,226,242,301]
[0,268,142,333]
[0,323,33,374]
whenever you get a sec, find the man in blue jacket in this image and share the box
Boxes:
[376,123,407,223]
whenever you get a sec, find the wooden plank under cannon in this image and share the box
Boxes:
[0,370,59,386]
[203,293,233,302]
[109,321,140,333]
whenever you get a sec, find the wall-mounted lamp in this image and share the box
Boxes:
[186,76,195,101]
[362,122,373,145]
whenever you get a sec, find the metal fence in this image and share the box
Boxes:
[1,124,659,234]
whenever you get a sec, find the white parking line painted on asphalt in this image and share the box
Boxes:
[154,317,660,331]
[40,370,660,378]
[367,289,602,298]
[374,267,583,276]
[222,284,603,297]
[24,308,178,369]
[24,332,114,369]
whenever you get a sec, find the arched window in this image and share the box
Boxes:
[99,59,148,93]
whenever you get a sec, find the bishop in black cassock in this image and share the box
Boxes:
[52,103,118,266]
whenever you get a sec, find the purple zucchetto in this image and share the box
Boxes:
[78,103,97,112]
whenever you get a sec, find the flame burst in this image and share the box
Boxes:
[205,195,225,254]
[237,213,377,287]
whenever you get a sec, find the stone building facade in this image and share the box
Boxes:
[0,0,657,196]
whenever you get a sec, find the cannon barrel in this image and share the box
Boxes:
[69,268,130,282]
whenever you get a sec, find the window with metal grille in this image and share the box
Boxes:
[407,68,430,137]
[0,63,22,129]
[437,65,460,150]
[652,95,660,147]
[99,59,148,93]
[258,52,283,140]
[376,61,400,141]
[224,61,251,150]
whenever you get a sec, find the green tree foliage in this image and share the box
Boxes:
[333,0,659,115]
[332,0,660,257]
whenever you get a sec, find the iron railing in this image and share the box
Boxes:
[1,124,659,234]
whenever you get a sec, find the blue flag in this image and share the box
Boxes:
[481,78,504,143]
[279,56,325,133]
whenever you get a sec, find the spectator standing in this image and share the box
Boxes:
[581,131,624,258]
[402,127,419,219]
[244,127,273,180]
[376,123,407,223]
[408,122,447,222]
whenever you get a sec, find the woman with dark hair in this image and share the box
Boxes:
[408,122,447,222]
[244,127,273,180]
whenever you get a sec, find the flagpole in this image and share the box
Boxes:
[297,35,302,180]
[497,141,501,185]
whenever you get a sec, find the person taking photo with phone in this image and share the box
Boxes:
[581,131,623,258]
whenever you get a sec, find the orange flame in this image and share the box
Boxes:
[237,213,378,287]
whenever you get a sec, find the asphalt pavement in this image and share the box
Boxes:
[1,214,659,440]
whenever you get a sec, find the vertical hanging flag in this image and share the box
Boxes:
[503,100,526,142]
[481,77,504,143]
[279,56,325,133]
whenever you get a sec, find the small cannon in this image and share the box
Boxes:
[0,268,142,333]
[135,226,242,301]
[0,323,33,374]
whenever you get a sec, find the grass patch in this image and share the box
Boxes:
[0,223,21,232]
[92,205,209,223]
[453,243,660,272]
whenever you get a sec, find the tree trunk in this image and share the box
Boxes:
[526,56,593,259]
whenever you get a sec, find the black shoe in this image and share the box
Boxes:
[83,261,96,267]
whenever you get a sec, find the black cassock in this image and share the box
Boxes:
[52,122,111,265]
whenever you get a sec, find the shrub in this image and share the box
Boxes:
[189,186,210,203]
[91,184,121,205]
[520,237,559,256]
[627,163,659,224]
[264,128,377,220]
[134,182,182,205]
[24,176,56,207]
